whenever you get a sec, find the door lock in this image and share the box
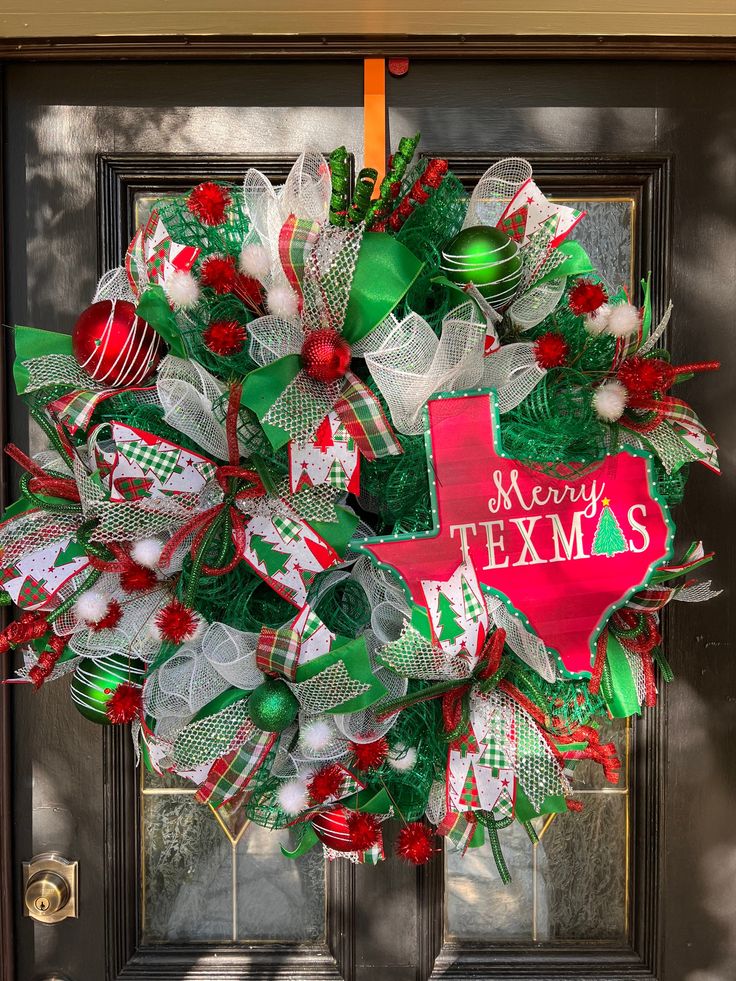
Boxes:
[22,853,78,924]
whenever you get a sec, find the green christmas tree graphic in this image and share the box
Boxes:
[436,590,465,643]
[591,498,629,557]
[250,534,289,577]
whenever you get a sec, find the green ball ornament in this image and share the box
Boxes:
[248,678,299,732]
[441,225,523,307]
[70,653,145,725]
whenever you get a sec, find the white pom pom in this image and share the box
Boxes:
[388,741,417,772]
[278,778,309,816]
[605,302,640,338]
[584,303,612,335]
[75,590,110,624]
[131,538,164,569]
[299,717,334,752]
[593,381,628,422]
[239,242,270,281]
[164,269,200,310]
[146,620,162,642]
[266,284,299,320]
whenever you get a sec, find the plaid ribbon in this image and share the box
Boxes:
[195,729,277,808]
[279,214,320,312]
[256,624,302,680]
[621,396,719,474]
[334,371,402,461]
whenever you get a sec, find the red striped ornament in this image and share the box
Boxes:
[311,807,356,852]
[72,300,163,387]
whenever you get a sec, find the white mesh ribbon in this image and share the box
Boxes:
[143,621,262,725]
[485,595,556,682]
[508,278,567,332]
[68,586,169,661]
[247,315,304,366]
[364,302,546,435]
[93,266,137,304]
[463,158,533,230]
[242,151,331,292]
[301,224,364,335]
[156,355,258,460]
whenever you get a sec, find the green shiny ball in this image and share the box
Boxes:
[70,653,145,725]
[248,678,299,732]
[441,225,522,307]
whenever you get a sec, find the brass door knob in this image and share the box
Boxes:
[25,870,69,917]
[22,853,78,924]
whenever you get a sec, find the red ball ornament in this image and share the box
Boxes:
[311,807,356,852]
[72,300,163,387]
[533,332,569,369]
[301,329,352,383]
[308,763,345,804]
[187,182,231,226]
[105,681,143,725]
[396,821,436,865]
[568,280,608,317]
[203,319,247,356]
[349,737,389,771]
[155,599,200,645]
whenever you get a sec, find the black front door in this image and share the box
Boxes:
[3,52,734,981]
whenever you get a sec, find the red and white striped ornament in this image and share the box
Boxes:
[72,299,164,387]
[311,807,355,852]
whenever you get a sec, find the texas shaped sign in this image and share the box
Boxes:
[356,390,673,678]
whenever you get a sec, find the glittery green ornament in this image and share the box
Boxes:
[70,653,145,725]
[441,225,522,307]
[248,678,299,732]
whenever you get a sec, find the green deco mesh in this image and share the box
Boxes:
[153,186,250,258]
[180,293,257,381]
[314,578,372,638]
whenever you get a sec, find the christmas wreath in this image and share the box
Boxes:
[5,136,719,877]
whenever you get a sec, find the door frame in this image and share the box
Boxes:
[0,36,732,981]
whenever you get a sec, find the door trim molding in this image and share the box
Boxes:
[0,35,735,62]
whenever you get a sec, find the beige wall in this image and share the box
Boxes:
[0,0,733,40]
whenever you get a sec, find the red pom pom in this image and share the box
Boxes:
[533,332,569,369]
[301,329,352,383]
[568,280,608,316]
[203,319,247,356]
[88,599,123,632]
[346,811,381,851]
[200,255,238,295]
[396,821,436,865]
[349,737,389,771]
[617,356,675,406]
[105,681,143,725]
[155,599,200,645]
[308,763,345,804]
[187,182,231,226]
[119,563,158,593]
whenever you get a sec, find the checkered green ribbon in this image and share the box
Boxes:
[120,439,183,483]
[334,371,402,461]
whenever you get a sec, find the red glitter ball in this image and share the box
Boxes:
[301,329,352,383]
[105,682,143,725]
[396,821,436,866]
[200,255,238,294]
[617,356,674,405]
[533,332,569,369]
[120,563,158,593]
[155,599,200,645]
[346,811,381,851]
[203,319,247,356]
[88,598,123,632]
[187,183,231,226]
[349,737,389,771]
[568,280,608,316]
[308,763,345,804]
